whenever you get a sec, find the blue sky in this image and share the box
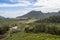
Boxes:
[0,0,60,18]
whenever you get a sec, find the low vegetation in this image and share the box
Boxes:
[4,32,60,40]
[0,16,60,40]
[25,23,60,35]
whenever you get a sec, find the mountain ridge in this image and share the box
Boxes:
[16,11,60,19]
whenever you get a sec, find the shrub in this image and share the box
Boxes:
[25,23,60,35]
[0,25,10,35]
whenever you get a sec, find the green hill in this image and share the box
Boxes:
[16,11,60,19]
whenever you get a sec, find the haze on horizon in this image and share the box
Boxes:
[0,0,60,18]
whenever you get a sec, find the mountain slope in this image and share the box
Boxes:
[35,16,60,23]
[0,16,5,19]
[16,11,60,19]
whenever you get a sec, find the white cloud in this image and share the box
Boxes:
[33,0,60,12]
[0,0,32,7]
[34,0,47,6]
[34,0,60,8]
[0,0,60,10]
[0,3,29,7]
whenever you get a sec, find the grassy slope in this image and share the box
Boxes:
[26,19,38,23]
[5,32,60,40]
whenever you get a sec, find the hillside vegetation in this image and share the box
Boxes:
[36,16,60,23]
[25,16,60,35]
[0,15,60,40]
[3,16,60,40]
[5,32,60,40]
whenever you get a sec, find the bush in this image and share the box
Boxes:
[25,25,34,33]
[0,25,10,35]
[25,23,60,35]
